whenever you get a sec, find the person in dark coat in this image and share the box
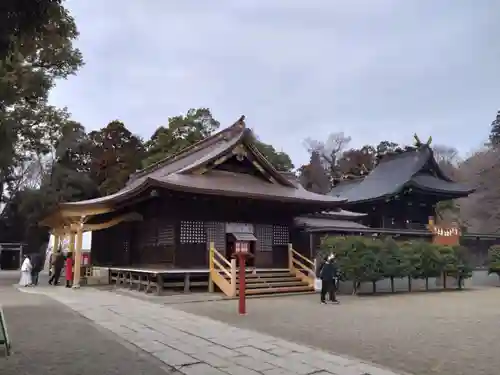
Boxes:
[30,253,43,286]
[48,250,65,286]
[319,253,340,304]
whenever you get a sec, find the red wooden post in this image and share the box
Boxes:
[238,252,247,315]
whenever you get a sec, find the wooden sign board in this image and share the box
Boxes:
[0,306,11,356]
[226,222,254,234]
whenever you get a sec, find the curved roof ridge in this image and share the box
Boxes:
[377,145,425,165]
[129,115,246,182]
[243,134,296,188]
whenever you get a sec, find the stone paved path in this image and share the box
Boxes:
[0,285,175,374]
[19,286,406,375]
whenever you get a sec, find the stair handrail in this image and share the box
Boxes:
[209,242,236,297]
[288,244,315,287]
[291,248,315,269]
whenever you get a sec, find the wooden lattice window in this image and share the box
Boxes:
[180,221,206,244]
[273,225,289,245]
[205,222,226,252]
[256,224,273,252]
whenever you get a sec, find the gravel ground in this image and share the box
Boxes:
[0,272,177,375]
[174,287,500,375]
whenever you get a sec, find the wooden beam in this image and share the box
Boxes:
[81,212,142,232]
[192,152,232,175]
[60,207,113,217]
[73,226,83,288]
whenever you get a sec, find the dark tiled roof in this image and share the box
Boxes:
[294,216,368,229]
[410,174,475,195]
[329,146,475,204]
[319,209,367,218]
[60,117,346,209]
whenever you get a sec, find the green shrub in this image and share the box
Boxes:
[318,235,472,294]
[381,237,412,292]
[451,245,472,289]
[488,245,500,281]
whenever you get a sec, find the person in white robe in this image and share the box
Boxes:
[19,255,33,287]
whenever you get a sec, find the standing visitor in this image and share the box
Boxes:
[30,253,42,286]
[319,253,340,304]
[65,252,74,288]
[48,251,65,285]
[19,255,33,287]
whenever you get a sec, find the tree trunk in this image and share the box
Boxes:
[443,272,447,289]
[390,276,395,293]
[458,276,463,290]
[425,277,429,291]
[372,280,376,294]
[352,280,357,295]
[408,276,412,292]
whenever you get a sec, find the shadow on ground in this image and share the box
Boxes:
[0,276,177,375]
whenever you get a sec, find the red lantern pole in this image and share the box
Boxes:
[238,252,247,315]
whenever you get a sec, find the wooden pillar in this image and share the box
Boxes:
[230,258,237,297]
[288,243,293,271]
[53,233,60,252]
[73,227,83,288]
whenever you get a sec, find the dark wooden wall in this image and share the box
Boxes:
[91,222,132,266]
[91,191,299,268]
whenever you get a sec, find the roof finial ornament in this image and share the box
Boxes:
[413,133,432,147]
[237,115,246,128]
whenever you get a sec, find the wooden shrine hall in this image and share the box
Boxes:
[40,116,362,296]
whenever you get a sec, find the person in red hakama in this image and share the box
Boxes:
[65,252,74,288]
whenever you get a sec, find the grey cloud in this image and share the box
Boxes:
[50,0,500,166]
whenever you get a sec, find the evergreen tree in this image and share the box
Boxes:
[489,110,500,146]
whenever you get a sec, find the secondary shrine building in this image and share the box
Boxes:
[41,117,356,273]
[329,145,475,230]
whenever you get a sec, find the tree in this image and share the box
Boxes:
[337,146,376,179]
[299,151,330,194]
[450,245,472,289]
[362,239,384,294]
[303,132,351,185]
[399,241,421,292]
[143,108,294,172]
[254,140,294,172]
[0,0,65,59]
[0,0,83,203]
[417,242,443,290]
[488,245,500,282]
[432,144,461,221]
[381,237,411,293]
[489,110,500,146]
[89,121,144,195]
[143,108,220,167]
[438,245,457,289]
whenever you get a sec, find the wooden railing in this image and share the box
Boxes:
[288,244,315,287]
[208,242,237,297]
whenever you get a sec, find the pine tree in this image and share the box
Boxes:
[489,110,500,146]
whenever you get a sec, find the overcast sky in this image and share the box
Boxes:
[49,0,500,167]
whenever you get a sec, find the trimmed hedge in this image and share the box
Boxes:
[488,245,500,280]
[318,236,472,294]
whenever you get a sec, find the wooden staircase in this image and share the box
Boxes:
[230,269,313,296]
[208,243,316,297]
